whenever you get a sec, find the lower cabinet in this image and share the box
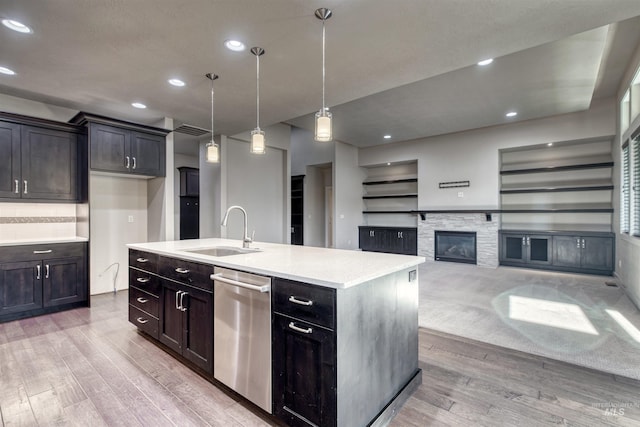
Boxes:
[500,231,614,275]
[0,242,87,322]
[358,226,417,255]
[129,250,214,375]
[159,279,213,374]
[552,235,614,274]
[272,278,337,427]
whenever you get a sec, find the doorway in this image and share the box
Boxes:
[305,163,333,248]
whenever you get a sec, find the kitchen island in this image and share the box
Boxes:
[128,238,425,427]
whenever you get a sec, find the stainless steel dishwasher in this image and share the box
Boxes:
[211,267,272,413]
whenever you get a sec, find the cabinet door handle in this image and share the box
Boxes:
[136,257,148,263]
[289,322,312,334]
[45,264,49,279]
[175,290,182,310]
[522,237,526,246]
[132,157,136,170]
[582,239,585,249]
[125,156,130,169]
[36,265,41,280]
[576,238,581,248]
[136,317,148,324]
[23,180,28,194]
[136,277,150,283]
[175,267,190,274]
[136,297,148,304]
[289,296,313,306]
[14,179,19,194]
[526,237,530,246]
[180,292,188,311]
[33,250,52,254]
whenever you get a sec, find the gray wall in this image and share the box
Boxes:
[359,99,615,209]
[334,142,366,250]
[615,40,640,308]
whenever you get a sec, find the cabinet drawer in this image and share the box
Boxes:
[273,278,335,330]
[129,250,158,273]
[129,286,159,318]
[129,305,159,339]
[0,242,86,262]
[128,268,160,296]
[159,256,213,291]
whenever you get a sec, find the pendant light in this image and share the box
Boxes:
[205,73,220,163]
[314,7,333,142]
[250,47,266,154]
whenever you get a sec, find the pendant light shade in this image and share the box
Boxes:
[205,73,220,163]
[314,7,333,142]
[250,47,266,155]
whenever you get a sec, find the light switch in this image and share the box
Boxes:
[457,191,464,198]
[128,215,134,223]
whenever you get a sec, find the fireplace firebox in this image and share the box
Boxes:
[435,231,477,264]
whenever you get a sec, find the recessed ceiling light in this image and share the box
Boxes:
[386,162,391,166]
[0,66,16,75]
[168,78,185,87]
[477,58,493,66]
[506,111,518,117]
[2,19,32,33]
[383,135,391,139]
[547,143,553,147]
[224,39,245,52]
[131,102,147,109]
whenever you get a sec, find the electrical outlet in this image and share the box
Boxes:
[457,191,464,198]
[128,215,134,223]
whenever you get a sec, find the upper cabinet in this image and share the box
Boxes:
[71,112,169,178]
[0,113,83,202]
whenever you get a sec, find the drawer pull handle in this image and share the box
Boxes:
[289,322,312,334]
[175,267,190,274]
[136,257,148,263]
[33,250,53,254]
[136,277,150,283]
[289,296,313,306]
[136,297,148,304]
[136,317,148,324]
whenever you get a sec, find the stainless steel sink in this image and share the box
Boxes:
[183,246,260,257]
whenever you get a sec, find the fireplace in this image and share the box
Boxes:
[435,231,477,264]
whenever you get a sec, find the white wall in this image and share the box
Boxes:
[304,164,329,247]
[199,136,224,238]
[225,137,286,243]
[291,127,334,175]
[359,99,615,209]
[334,142,366,250]
[89,174,148,295]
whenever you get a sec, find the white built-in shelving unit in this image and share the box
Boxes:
[362,161,418,227]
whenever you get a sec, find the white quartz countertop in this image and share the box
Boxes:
[0,237,89,246]
[128,238,425,289]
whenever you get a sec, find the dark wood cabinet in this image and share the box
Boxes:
[130,250,214,375]
[500,233,552,266]
[291,175,304,245]
[179,197,199,239]
[553,235,614,274]
[358,226,417,255]
[178,167,199,197]
[1,115,81,202]
[89,123,166,177]
[500,231,614,275]
[272,278,336,427]
[0,242,88,322]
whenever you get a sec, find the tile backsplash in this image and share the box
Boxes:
[0,203,78,242]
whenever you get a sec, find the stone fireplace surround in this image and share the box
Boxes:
[417,212,500,268]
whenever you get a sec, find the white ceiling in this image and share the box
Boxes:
[2,0,640,153]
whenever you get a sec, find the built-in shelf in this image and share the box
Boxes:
[363,210,415,214]
[500,185,613,194]
[363,194,418,200]
[500,155,613,174]
[363,178,418,185]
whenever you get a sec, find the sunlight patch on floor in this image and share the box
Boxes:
[606,309,640,343]
[508,295,599,335]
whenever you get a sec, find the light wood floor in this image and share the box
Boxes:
[1,291,639,426]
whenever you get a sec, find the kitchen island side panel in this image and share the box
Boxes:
[335,267,419,427]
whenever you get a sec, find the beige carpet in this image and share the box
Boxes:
[418,261,640,380]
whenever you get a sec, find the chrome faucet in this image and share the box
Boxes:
[221,205,253,248]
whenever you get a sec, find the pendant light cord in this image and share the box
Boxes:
[256,53,260,129]
[210,79,214,142]
[322,18,326,112]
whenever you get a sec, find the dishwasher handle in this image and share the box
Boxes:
[211,273,270,293]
